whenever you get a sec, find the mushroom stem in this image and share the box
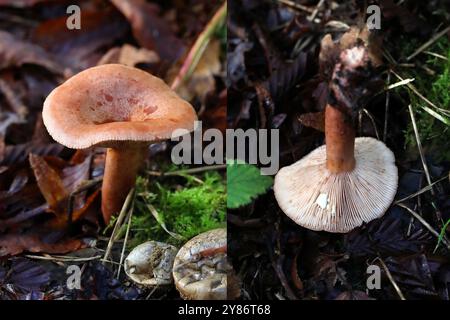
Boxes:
[102,144,147,224]
[325,104,355,173]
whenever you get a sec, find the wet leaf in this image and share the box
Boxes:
[110,0,185,63]
[0,142,63,166]
[29,153,66,211]
[0,232,85,257]
[298,112,325,132]
[31,7,128,71]
[0,31,63,74]
[97,44,159,67]
[4,258,50,291]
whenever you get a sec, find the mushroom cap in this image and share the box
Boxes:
[274,137,398,233]
[43,64,197,149]
[172,228,230,300]
[124,241,178,287]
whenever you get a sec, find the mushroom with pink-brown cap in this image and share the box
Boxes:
[43,64,197,224]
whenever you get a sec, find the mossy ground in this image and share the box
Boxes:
[396,37,450,161]
[126,167,226,248]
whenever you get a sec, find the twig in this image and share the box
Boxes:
[362,109,380,140]
[406,26,450,61]
[394,174,448,204]
[147,164,226,177]
[386,77,415,90]
[103,188,135,263]
[383,72,391,141]
[25,254,102,262]
[116,209,133,279]
[423,51,448,61]
[407,104,443,225]
[375,257,406,300]
[307,0,325,22]
[396,203,450,249]
[276,0,314,13]
[171,2,226,91]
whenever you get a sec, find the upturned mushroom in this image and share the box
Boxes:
[172,228,238,300]
[274,46,398,233]
[43,64,197,224]
[125,241,178,287]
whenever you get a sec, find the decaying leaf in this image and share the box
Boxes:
[29,151,92,215]
[0,31,64,74]
[298,112,325,132]
[0,233,86,257]
[173,39,222,102]
[29,153,66,211]
[110,0,186,63]
[31,8,129,71]
[97,44,159,67]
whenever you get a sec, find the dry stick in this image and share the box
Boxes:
[375,257,406,300]
[307,0,325,22]
[396,203,450,250]
[102,188,135,263]
[423,51,448,61]
[392,71,450,115]
[25,254,102,262]
[148,164,226,177]
[407,104,443,225]
[395,174,448,204]
[362,109,380,140]
[383,72,391,141]
[116,209,133,279]
[407,26,450,61]
[276,0,315,13]
[386,77,415,91]
[171,2,226,91]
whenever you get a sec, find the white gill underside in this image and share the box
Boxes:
[274,137,398,233]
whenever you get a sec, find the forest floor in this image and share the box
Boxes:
[228,0,450,300]
[0,0,226,299]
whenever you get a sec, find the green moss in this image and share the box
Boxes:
[399,37,450,161]
[129,169,226,247]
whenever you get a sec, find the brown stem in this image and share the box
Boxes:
[325,104,355,173]
[101,144,147,224]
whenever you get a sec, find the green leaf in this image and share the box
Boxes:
[227,160,273,209]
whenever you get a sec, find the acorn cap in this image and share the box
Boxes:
[43,64,197,149]
[274,137,398,233]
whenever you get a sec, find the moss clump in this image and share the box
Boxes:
[129,170,226,247]
[400,37,450,160]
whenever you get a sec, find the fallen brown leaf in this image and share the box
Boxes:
[0,232,85,257]
[110,0,186,63]
[97,44,159,67]
[0,31,63,74]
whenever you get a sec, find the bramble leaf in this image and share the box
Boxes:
[227,160,273,209]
